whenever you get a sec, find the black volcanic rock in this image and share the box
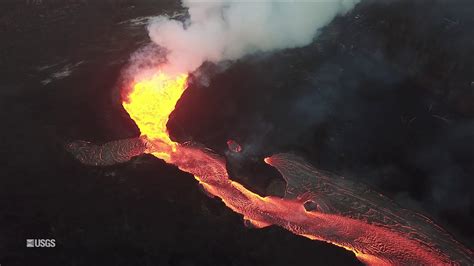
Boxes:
[1,0,473,265]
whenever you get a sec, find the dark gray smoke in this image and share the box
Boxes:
[169,0,474,243]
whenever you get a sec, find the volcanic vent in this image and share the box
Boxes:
[67,0,474,264]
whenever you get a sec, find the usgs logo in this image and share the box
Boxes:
[26,239,56,248]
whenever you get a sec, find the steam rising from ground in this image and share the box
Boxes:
[147,0,360,75]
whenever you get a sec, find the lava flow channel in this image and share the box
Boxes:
[70,71,473,265]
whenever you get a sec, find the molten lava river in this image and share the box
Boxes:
[68,71,473,265]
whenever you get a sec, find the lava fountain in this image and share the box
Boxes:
[123,72,187,160]
[68,70,473,265]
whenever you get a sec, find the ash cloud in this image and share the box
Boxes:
[147,0,360,75]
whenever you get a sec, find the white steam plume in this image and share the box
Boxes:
[148,0,360,75]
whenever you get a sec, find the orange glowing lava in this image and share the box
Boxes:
[121,70,473,265]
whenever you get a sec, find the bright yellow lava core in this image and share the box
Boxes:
[122,72,188,159]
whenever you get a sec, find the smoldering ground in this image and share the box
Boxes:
[169,0,474,245]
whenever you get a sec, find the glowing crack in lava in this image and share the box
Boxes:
[68,71,473,265]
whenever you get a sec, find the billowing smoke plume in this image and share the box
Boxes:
[148,0,360,75]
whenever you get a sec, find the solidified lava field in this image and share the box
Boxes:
[0,1,473,265]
